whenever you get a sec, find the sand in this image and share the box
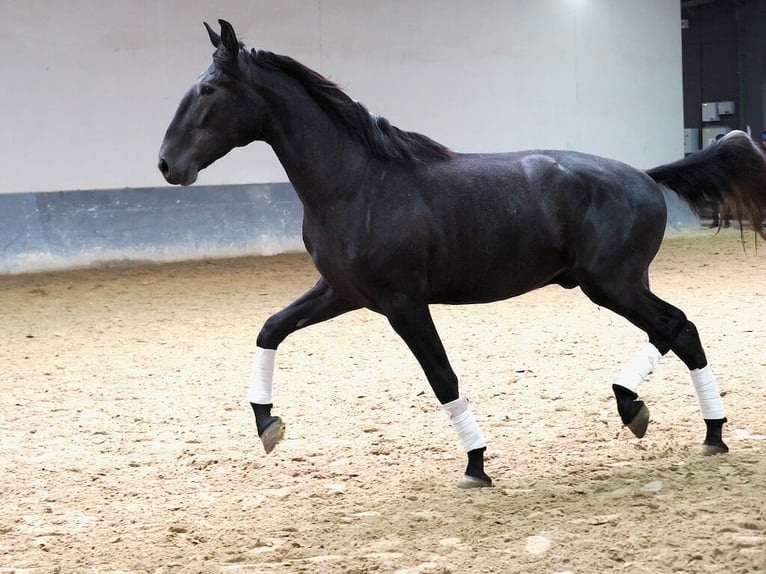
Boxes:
[1,230,765,573]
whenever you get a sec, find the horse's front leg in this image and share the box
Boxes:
[382,297,492,488]
[250,278,359,453]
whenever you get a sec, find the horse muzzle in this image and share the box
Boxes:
[158,156,198,186]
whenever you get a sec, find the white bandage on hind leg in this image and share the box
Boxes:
[690,365,726,419]
[442,396,487,452]
[613,342,662,393]
[247,347,276,404]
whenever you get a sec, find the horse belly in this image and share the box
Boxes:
[420,197,567,303]
[427,241,565,304]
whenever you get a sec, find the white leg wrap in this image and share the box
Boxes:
[613,342,662,393]
[690,365,726,420]
[247,347,276,404]
[443,396,486,452]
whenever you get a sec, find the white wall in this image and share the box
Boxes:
[0,0,683,194]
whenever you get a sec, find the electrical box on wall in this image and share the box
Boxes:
[702,126,731,147]
[717,101,735,115]
[701,102,719,122]
[684,128,700,154]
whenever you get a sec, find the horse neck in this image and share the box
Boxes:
[260,75,370,214]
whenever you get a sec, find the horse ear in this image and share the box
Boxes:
[218,19,240,60]
[204,22,221,48]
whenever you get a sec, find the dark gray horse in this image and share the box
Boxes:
[159,20,766,487]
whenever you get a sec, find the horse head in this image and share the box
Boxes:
[158,20,266,185]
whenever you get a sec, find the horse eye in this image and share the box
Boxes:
[200,84,216,96]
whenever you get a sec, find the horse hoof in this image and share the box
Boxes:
[260,417,285,454]
[701,442,729,456]
[457,475,493,489]
[626,403,650,439]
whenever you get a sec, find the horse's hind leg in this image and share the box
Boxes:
[611,341,660,438]
[588,274,660,438]
[662,312,728,454]
[581,282,728,454]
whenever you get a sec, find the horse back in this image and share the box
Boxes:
[309,150,666,307]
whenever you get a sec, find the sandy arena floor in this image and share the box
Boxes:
[1,230,765,573]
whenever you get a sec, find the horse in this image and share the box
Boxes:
[158,20,766,488]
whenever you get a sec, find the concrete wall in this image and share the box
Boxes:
[1,184,303,274]
[0,0,685,273]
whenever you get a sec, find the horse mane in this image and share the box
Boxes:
[250,50,454,163]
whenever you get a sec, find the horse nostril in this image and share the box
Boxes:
[158,157,170,177]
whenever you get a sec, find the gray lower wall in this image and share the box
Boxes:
[0,183,699,275]
[0,184,304,275]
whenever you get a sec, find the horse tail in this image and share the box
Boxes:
[645,130,766,239]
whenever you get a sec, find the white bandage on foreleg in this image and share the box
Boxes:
[690,365,726,419]
[613,342,662,393]
[247,347,276,404]
[442,396,487,452]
